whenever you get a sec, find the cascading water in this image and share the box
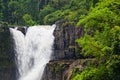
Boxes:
[9,25,55,80]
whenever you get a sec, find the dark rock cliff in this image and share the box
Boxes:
[42,59,92,80]
[42,21,85,80]
[0,26,17,80]
[53,21,84,59]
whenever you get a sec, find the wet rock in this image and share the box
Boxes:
[0,66,17,80]
[0,26,17,80]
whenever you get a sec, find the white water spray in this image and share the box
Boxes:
[10,25,55,80]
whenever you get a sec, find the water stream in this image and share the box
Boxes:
[10,25,55,80]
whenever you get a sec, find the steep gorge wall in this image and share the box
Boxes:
[53,21,84,60]
[0,26,17,80]
[42,21,85,80]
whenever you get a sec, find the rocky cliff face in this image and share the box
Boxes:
[42,59,91,80]
[42,21,85,80]
[42,60,74,80]
[53,21,84,59]
[0,26,17,80]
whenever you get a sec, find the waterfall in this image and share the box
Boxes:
[9,25,55,80]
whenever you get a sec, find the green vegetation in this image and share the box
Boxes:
[22,14,37,26]
[0,0,120,79]
[72,0,120,80]
[0,0,98,26]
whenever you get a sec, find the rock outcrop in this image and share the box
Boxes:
[53,21,84,59]
[42,59,92,80]
[0,27,17,80]
[0,66,17,80]
[42,21,85,80]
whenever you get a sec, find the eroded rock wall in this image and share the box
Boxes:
[53,21,84,59]
[0,27,17,80]
[42,59,92,80]
[42,21,85,80]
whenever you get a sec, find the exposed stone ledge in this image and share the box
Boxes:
[42,59,92,80]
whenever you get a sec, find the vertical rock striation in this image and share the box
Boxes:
[53,20,84,59]
[42,20,85,80]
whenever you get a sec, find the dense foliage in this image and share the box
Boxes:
[0,0,98,26]
[72,0,120,80]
